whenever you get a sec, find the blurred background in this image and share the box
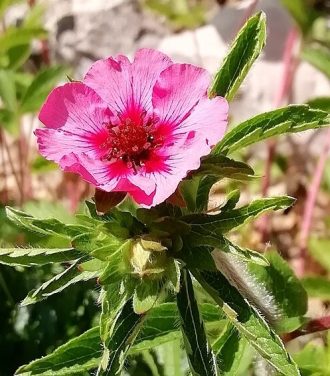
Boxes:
[0,0,330,375]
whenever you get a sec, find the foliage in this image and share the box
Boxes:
[1,5,330,376]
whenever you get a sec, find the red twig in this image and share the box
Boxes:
[0,130,8,203]
[283,315,330,342]
[295,128,330,277]
[258,27,300,241]
[2,132,24,201]
[263,27,300,197]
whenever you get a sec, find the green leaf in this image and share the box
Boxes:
[0,247,80,266]
[15,302,223,375]
[214,105,329,155]
[98,240,132,285]
[182,196,295,234]
[280,0,315,33]
[158,340,186,376]
[177,269,218,376]
[0,26,46,53]
[99,284,129,344]
[98,299,146,376]
[196,176,218,212]
[213,324,249,376]
[302,44,330,79]
[307,97,330,112]
[198,154,255,180]
[20,66,65,113]
[302,276,330,300]
[15,327,101,375]
[248,251,307,332]
[132,302,223,354]
[0,69,17,111]
[193,270,301,376]
[0,0,22,19]
[6,206,88,238]
[209,11,266,101]
[308,237,330,273]
[293,334,330,376]
[133,280,164,314]
[31,156,58,173]
[21,260,97,306]
[4,44,31,70]
[0,108,17,134]
[220,190,241,212]
[184,233,268,267]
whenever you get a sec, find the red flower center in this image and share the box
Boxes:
[103,113,161,171]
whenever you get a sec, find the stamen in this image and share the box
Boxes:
[102,111,162,171]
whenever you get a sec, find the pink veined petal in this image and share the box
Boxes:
[37,82,111,160]
[152,63,211,126]
[177,96,229,146]
[130,49,173,113]
[84,48,172,114]
[135,132,211,207]
[60,153,120,192]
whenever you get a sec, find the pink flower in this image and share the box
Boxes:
[36,49,228,207]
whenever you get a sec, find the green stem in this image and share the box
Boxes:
[176,269,218,376]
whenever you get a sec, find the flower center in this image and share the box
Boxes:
[103,113,160,171]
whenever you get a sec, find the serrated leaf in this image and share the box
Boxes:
[177,269,219,376]
[98,299,146,375]
[185,231,269,266]
[196,176,218,212]
[213,323,249,376]
[209,11,266,101]
[6,206,89,238]
[21,260,97,306]
[198,154,255,180]
[248,251,307,326]
[99,284,128,344]
[133,280,164,314]
[20,66,65,113]
[0,247,80,266]
[167,259,181,292]
[194,270,301,376]
[302,44,330,79]
[220,189,241,212]
[214,105,329,155]
[15,302,223,375]
[302,276,330,300]
[15,327,101,376]
[98,240,132,285]
[132,302,224,354]
[182,196,294,234]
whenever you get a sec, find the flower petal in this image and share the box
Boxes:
[152,64,211,125]
[178,96,229,146]
[133,132,211,207]
[37,82,111,160]
[60,153,120,191]
[84,48,172,114]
